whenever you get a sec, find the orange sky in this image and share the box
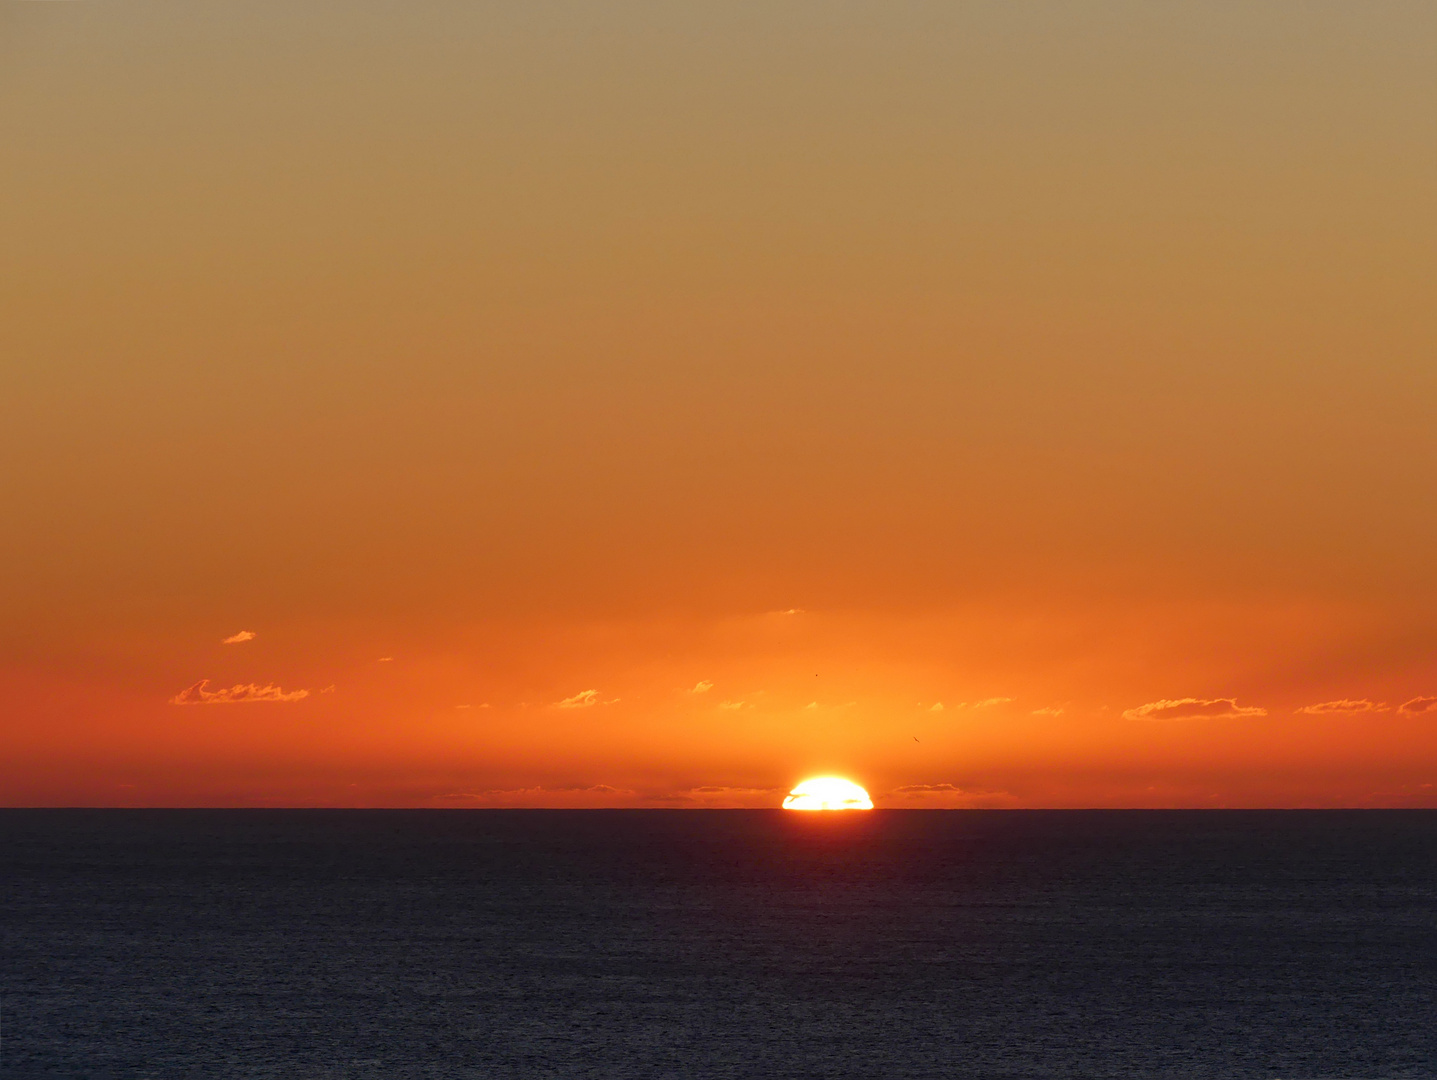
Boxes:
[2,1,1435,807]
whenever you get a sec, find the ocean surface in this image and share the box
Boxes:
[3,809,1435,1079]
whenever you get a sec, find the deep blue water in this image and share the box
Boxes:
[3,809,1435,1079]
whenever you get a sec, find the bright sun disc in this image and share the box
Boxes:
[782,777,873,811]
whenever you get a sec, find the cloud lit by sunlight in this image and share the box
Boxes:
[170,680,309,705]
[1297,699,1387,715]
[1123,698,1267,722]
[556,690,618,709]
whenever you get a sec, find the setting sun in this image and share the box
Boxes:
[781,777,874,811]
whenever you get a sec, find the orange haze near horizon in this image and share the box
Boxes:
[2,1,1435,808]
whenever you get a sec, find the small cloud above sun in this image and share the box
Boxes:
[555,690,619,709]
[1123,697,1265,722]
[170,680,307,705]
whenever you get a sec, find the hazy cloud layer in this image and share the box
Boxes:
[435,784,635,806]
[1123,697,1267,722]
[889,783,1016,808]
[647,785,784,806]
[170,680,308,705]
[435,783,809,808]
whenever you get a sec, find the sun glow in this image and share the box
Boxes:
[781,776,873,811]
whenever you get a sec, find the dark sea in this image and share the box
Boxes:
[3,810,1435,1079]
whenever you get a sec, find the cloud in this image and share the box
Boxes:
[1031,705,1065,717]
[557,690,599,708]
[1122,697,1267,722]
[718,701,747,710]
[804,701,819,710]
[974,697,1014,708]
[555,690,618,709]
[889,783,1016,808]
[1399,696,1437,716]
[929,702,945,712]
[170,679,309,705]
[1296,698,1387,715]
[689,680,714,694]
[222,630,255,645]
[376,657,393,663]
[433,784,637,807]
[657,785,785,807]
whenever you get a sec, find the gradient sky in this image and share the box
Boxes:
[3,1,1435,807]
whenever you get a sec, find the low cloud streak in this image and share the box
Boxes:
[170,679,308,705]
[555,690,619,709]
[1297,699,1386,715]
[1123,697,1266,722]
